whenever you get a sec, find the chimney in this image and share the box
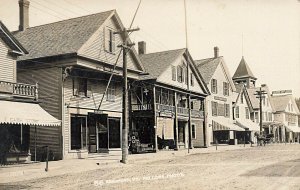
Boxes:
[19,0,30,31]
[214,46,219,58]
[138,41,146,55]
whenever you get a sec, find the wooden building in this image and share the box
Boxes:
[130,44,210,152]
[0,21,60,164]
[195,47,244,146]
[14,6,145,159]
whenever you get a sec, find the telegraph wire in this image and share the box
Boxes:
[31,0,71,19]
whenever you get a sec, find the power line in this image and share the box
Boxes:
[31,0,71,19]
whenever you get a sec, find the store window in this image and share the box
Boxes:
[71,115,87,150]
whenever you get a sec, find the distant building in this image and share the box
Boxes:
[195,47,244,146]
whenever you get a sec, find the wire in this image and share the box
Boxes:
[31,0,71,19]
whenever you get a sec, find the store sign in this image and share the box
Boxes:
[214,96,227,102]
[272,90,292,95]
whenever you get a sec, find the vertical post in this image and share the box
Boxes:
[174,91,179,150]
[122,45,128,164]
[244,133,246,147]
[153,86,158,152]
[259,87,263,135]
[20,124,23,145]
[45,146,49,172]
[35,126,37,162]
[202,99,207,147]
[35,82,39,101]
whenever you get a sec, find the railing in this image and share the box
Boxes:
[131,103,152,111]
[191,110,204,118]
[288,122,297,126]
[177,107,189,116]
[156,104,175,113]
[0,81,38,100]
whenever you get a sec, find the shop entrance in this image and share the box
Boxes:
[178,121,186,148]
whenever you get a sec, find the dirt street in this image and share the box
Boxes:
[1,144,300,190]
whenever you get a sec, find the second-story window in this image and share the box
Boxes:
[177,66,184,83]
[235,106,239,119]
[245,107,249,119]
[172,66,176,81]
[190,73,194,86]
[224,104,230,118]
[107,82,116,102]
[211,79,217,94]
[223,82,229,96]
[212,101,218,116]
[73,78,87,97]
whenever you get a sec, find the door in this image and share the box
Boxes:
[108,118,121,148]
[97,114,108,151]
[178,122,185,143]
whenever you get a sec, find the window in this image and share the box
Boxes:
[241,93,244,104]
[192,124,196,139]
[107,82,116,102]
[245,107,249,119]
[190,73,194,86]
[172,66,176,81]
[268,112,272,121]
[212,101,218,116]
[235,106,239,119]
[223,82,229,96]
[73,78,87,97]
[211,79,217,94]
[177,66,184,83]
[71,115,87,150]
[218,103,225,116]
[105,28,115,53]
[225,104,230,118]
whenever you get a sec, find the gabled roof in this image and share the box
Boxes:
[13,10,114,61]
[0,21,27,55]
[234,83,254,112]
[139,48,210,95]
[195,56,236,92]
[271,95,300,114]
[194,57,221,84]
[140,48,186,80]
[247,87,260,109]
[233,56,257,80]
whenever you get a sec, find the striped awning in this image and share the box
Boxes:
[236,119,260,131]
[286,125,300,133]
[212,117,244,131]
[0,100,61,126]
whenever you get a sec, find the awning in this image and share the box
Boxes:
[286,125,300,133]
[0,100,61,126]
[236,119,260,131]
[212,117,244,131]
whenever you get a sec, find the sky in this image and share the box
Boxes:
[1,0,299,96]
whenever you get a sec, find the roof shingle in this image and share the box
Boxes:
[194,57,222,84]
[233,56,256,79]
[14,10,114,60]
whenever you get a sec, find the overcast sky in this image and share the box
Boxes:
[1,0,299,96]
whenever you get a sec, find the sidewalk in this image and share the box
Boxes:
[0,144,252,184]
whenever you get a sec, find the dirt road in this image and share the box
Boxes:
[1,144,300,190]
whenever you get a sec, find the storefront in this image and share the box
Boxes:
[0,100,60,164]
[235,119,259,144]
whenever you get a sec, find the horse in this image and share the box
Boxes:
[254,132,266,146]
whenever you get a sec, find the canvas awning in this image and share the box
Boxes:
[236,119,260,131]
[286,125,300,133]
[212,117,244,131]
[0,100,60,126]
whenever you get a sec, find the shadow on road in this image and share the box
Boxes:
[241,158,300,177]
[0,184,32,190]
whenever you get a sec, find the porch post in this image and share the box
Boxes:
[35,125,37,162]
[174,91,179,150]
[153,86,158,152]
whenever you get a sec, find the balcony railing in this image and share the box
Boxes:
[131,103,152,111]
[0,81,38,100]
[156,104,175,113]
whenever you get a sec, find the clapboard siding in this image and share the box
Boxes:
[0,39,16,82]
[192,119,205,147]
[17,67,62,159]
[79,16,139,71]
[64,77,123,112]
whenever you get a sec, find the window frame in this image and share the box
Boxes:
[191,124,196,139]
[73,77,88,97]
[224,104,230,118]
[235,106,239,119]
[211,79,218,94]
[190,73,194,86]
[223,82,229,96]
[212,101,218,116]
[106,82,116,102]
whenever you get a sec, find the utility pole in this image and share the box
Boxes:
[114,28,139,164]
[254,87,267,136]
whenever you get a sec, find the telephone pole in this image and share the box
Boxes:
[114,28,139,164]
[254,87,267,135]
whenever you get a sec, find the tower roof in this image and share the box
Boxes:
[233,57,257,80]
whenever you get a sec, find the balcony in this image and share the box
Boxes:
[156,104,175,113]
[0,81,38,100]
[131,103,152,111]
